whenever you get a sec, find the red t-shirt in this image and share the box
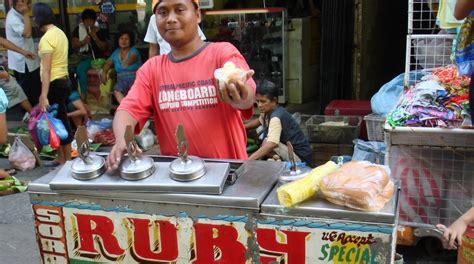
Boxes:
[118,42,256,160]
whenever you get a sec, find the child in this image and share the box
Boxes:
[437,207,474,249]
[0,66,32,114]
[102,29,141,103]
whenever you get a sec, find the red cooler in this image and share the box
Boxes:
[324,100,371,140]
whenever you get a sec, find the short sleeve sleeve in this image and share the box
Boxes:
[266,117,282,144]
[117,61,155,133]
[38,35,54,55]
[6,15,24,36]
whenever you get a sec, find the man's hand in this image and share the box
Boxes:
[22,50,35,60]
[106,140,127,172]
[82,35,91,46]
[0,71,10,81]
[218,70,255,109]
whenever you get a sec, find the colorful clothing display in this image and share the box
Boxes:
[387,66,471,128]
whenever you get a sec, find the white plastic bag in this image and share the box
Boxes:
[8,137,36,171]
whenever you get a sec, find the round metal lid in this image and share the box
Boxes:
[71,154,106,180]
[120,155,155,181]
[169,156,206,182]
[279,166,313,183]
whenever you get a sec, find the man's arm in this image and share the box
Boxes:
[248,140,278,160]
[22,12,32,38]
[0,113,6,145]
[106,110,138,171]
[245,118,261,130]
[90,27,108,51]
[248,117,282,160]
[0,37,34,59]
[455,0,474,20]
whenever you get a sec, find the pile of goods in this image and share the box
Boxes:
[0,174,27,196]
[387,65,471,128]
[93,129,115,146]
[277,161,395,212]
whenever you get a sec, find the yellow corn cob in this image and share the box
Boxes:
[277,161,338,207]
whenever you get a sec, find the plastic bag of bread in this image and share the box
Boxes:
[319,161,395,212]
[214,62,247,90]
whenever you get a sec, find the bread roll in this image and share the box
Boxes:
[214,62,246,89]
[320,161,395,211]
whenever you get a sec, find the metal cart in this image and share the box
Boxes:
[28,154,400,263]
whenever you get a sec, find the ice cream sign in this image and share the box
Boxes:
[32,204,393,263]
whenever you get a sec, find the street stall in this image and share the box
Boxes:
[27,137,400,263]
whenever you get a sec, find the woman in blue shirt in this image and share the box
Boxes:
[102,29,142,103]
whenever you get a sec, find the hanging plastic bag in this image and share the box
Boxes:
[371,70,426,116]
[47,112,68,140]
[8,137,36,171]
[28,106,43,150]
[352,139,386,165]
[36,113,50,146]
[48,121,60,150]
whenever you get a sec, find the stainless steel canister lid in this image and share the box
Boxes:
[169,124,206,182]
[120,154,156,181]
[71,126,106,180]
[119,126,156,181]
[278,166,312,183]
[71,154,106,180]
[169,155,206,181]
[278,141,312,183]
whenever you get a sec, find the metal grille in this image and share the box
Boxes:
[408,0,440,34]
[404,34,455,86]
[388,145,474,226]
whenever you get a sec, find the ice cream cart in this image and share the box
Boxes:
[28,154,399,263]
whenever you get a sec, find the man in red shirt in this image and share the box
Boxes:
[107,0,256,170]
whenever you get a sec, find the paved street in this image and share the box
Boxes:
[0,158,47,263]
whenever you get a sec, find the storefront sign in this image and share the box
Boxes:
[33,204,393,263]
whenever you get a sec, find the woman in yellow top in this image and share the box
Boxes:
[33,3,73,165]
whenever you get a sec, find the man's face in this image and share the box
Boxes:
[155,0,201,47]
[256,94,276,114]
[83,18,95,28]
[16,0,30,13]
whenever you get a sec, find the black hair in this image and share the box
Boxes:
[32,3,55,28]
[116,29,135,48]
[154,0,199,13]
[81,9,97,21]
[12,0,20,9]
[256,80,279,101]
